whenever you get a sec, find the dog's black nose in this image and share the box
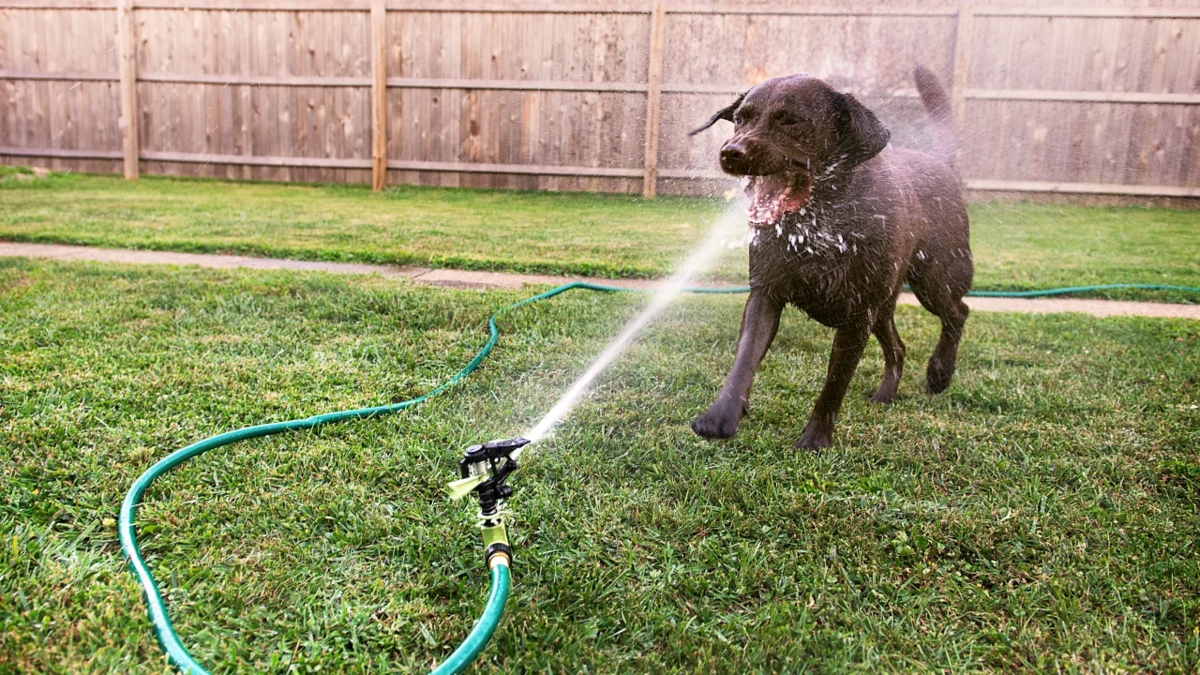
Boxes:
[720,141,748,165]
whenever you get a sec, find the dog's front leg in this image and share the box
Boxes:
[796,324,871,449]
[691,290,783,439]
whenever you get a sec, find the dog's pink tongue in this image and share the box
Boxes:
[745,173,810,228]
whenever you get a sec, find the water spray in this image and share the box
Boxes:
[119,196,750,674]
[119,196,1200,674]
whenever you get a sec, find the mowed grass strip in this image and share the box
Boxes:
[2,259,1198,674]
[0,174,718,280]
[2,173,1199,301]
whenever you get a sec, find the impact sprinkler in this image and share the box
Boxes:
[447,436,530,568]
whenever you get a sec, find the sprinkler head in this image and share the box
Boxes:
[452,437,529,567]
[456,437,529,519]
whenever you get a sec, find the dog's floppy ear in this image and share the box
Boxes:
[834,92,890,166]
[688,93,746,137]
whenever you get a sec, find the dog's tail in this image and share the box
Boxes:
[914,65,957,169]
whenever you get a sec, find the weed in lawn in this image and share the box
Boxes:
[2,259,1198,673]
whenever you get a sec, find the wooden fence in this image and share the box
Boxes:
[2,1,1199,199]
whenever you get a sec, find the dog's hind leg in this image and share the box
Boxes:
[908,270,970,394]
[923,299,968,394]
[907,202,973,395]
[868,299,906,404]
[797,324,871,449]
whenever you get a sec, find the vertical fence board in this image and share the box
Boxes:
[951,4,974,169]
[642,2,665,198]
[371,0,387,189]
[118,0,139,178]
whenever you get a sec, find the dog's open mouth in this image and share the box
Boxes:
[745,171,812,228]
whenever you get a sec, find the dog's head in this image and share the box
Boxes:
[690,75,890,228]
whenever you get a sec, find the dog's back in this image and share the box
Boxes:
[864,67,972,302]
[877,67,973,393]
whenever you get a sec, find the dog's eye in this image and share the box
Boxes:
[774,112,802,126]
[732,106,757,125]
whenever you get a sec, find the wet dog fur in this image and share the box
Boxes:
[689,66,973,449]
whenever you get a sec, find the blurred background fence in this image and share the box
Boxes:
[2,0,1198,201]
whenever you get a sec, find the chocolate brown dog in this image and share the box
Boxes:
[689,66,973,449]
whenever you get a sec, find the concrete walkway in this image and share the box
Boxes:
[2,241,1197,320]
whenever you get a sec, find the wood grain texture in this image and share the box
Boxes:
[370,0,387,189]
[117,0,139,178]
[951,4,974,129]
[641,2,665,198]
[2,3,1198,200]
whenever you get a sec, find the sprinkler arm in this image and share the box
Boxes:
[446,474,488,501]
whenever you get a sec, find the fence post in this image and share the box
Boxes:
[950,3,975,170]
[641,2,666,199]
[370,0,388,191]
[117,0,139,179]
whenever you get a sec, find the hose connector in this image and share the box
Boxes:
[448,437,529,566]
[480,521,512,568]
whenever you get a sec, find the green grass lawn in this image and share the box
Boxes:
[1,173,1198,302]
[3,259,1198,673]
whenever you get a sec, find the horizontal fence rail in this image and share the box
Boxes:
[2,2,1198,200]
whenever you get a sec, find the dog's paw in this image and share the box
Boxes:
[867,389,896,405]
[691,408,740,440]
[795,423,832,450]
[923,372,952,395]
[924,357,956,394]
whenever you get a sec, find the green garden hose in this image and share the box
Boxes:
[119,279,1199,674]
[430,562,511,675]
[118,281,743,675]
[964,283,1200,298]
